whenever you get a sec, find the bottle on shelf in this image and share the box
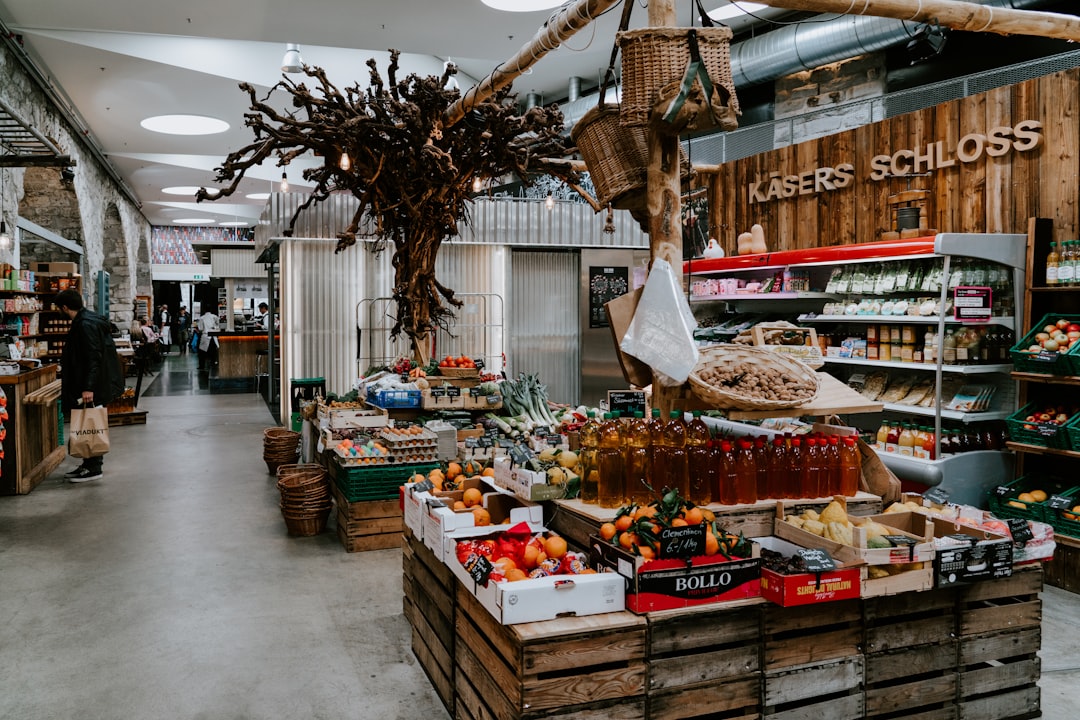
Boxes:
[768,437,788,499]
[624,411,653,506]
[578,411,600,504]
[655,410,689,500]
[825,434,841,496]
[754,436,769,502]
[732,438,757,504]
[685,411,713,506]
[942,328,957,365]
[647,407,665,472]
[787,437,804,498]
[1058,240,1076,286]
[802,437,823,498]
[921,425,937,460]
[886,422,900,454]
[898,423,916,457]
[596,413,625,508]
[1046,241,1060,286]
[875,421,889,452]
[717,439,738,505]
[839,436,860,497]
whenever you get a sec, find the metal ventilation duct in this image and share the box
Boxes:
[560,0,1055,130]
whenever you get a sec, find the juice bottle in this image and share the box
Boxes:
[803,437,824,498]
[578,411,600,503]
[886,422,900,453]
[597,413,625,508]
[768,437,788,499]
[898,423,916,457]
[685,411,713,506]
[717,439,738,505]
[754,436,769,501]
[647,407,665,472]
[655,410,689,500]
[825,435,841,496]
[921,425,937,460]
[733,438,757,504]
[624,411,653,506]
[787,437,804,499]
[1060,240,1076,286]
[839,436,860,497]
[876,421,889,452]
[1046,241,1060,286]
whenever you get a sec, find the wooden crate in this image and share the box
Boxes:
[454,581,647,720]
[763,656,864,720]
[646,601,763,720]
[762,599,862,671]
[863,585,958,654]
[405,533,456,714]
[1043,534,1080,593]
[957,567,1043,720]
[332,491,403,552]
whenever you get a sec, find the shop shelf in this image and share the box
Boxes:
[800,314,1015,330]
[987,475,1077,524]
[1009,312,1080,375]
[821,356,1012,374]
[1005,402,1074,450]
[329,458,438,503]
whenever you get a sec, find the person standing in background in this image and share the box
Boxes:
[175,306,191,355]
[197,307,220,372]
[256,302,270,330]
[158,304,172,352]
[53,289,125,483]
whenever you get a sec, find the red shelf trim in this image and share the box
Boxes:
[684,237,938,275]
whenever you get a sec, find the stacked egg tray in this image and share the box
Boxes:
[377,426,439,464]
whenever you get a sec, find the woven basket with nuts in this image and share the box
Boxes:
[689,344,819,411]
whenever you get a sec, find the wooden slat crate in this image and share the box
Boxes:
[863,585,958,654]
[646,601,763,720]
[454,582,647,720]
[763,656,864,720]
[957,567,1043,720]
[332,489,403,552]
[403,531,416,620]
[403,531,456,715]
[762,599,862,671]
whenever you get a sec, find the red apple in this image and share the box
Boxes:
[1057,319,1071,330]
[1068,324,1080,333]
[1046,324,1059,335]
[1038,413,1054,422]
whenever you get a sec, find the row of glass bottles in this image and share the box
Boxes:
[579,410,861,509]
[1045,241,1080,286]
[873,420,1009,459]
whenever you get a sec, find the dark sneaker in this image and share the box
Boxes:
[64,466,88,478]
[68,468,103,483]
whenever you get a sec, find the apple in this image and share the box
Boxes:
[1068,324,1080,333]
[1046,324,1059,335]
[1057,319,1071,330]
[1057,413,1070,424]
[1025,415,1038,422]
[1067,331,1080,341]
[1036,332,1051,342]
[1054,332,1070,342]
[1044,339,1060,352]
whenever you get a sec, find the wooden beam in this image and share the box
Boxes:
[754,0,1080,42]
[444,0,624,127]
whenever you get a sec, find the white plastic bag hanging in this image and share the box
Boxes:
[620,257,699,385]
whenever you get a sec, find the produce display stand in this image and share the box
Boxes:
[326,456,412,552]
[403,512,1044,720]
[1,364,65,495]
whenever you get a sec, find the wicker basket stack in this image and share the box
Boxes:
[263,427,301,473]
[276,463,332,537]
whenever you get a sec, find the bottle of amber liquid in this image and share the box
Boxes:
[733,438,758,504]
[685,411,713,505]
[717,439,738,505]
[801,437,822,498]
[624,411,653,506]
[767,437,788,499]
[824,435,842,496]
[839,436,860,497]
[754,436,769,501]
[787,437,804,498]
[596,413,625,508]
[577,411,600,504]
[655,410,689,500]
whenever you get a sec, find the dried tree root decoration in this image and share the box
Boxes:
[197,51,578,360]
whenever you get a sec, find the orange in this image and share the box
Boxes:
[1030,489,1048,503]
[411,473,426,484]
[522,544,540,569]
[481,467,496,478]
[453,500,466,510]
[683,507,704,526]
[472,507,491,526]
[493,556,517,572]
[615,515,633,532]
[704,531,719,556]
[506,568,528,582]
[634,505,658,521]
[446,462,463,480]
[462,487,482,507]
[619,532,637,550]
[636,544,656,560]
[701,508,715,522]
[671,518,689,527]
[544,535,568,559]
[1017,492,1036,504]
[599,522,617,541]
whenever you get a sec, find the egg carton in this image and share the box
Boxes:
[378,426,440,449]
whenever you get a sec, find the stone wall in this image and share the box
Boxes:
[0,41,150,328]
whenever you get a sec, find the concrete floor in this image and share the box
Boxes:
[0,352,1077,719]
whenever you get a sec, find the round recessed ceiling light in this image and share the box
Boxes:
[481,0,563,11]
[141,114,230,136]
[162,186,219,196]
[172,218,217,225]
[246,192,271,200]
[218,221,251,227]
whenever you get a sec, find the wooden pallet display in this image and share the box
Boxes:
[762,600,864,720]
[332,487,403,552]
[863,587,960,720]
[454,583,648,720]
[403,530,456,714]
[645,600,763,720]
[957,567,1043,720]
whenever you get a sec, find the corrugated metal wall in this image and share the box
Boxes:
[210,246,263,278]
[463,197,648,248]
[509,250,580,405]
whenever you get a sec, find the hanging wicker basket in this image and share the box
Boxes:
[688,344,819,411]
[617,26,740,130]
[571,104,650,214]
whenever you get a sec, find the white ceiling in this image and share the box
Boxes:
[0,0,788,228]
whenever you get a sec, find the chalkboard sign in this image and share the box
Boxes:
[796,548,836,573]
[474,357,485,370]
[923,487,950,505]
[430,386,448,399]
[464,553,495,586]
[464,437,480,449]
[412,478,435,493]
[534,426,549,437]
[994,485,1013,497]
[487,395,501,405]
[509,444,534,466]
[608,390,647,418]
[884,534,918,561]
[1006,517,1033,545]
[1047,494,1073,510]
[470,387,482,397]
[446,386,461,398]
[658,524,708,559]
[478,436,494,449]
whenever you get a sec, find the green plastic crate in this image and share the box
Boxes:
[1004,402,1074,450]
[988,475,1076,524]
[1046,487,1080,538]
[1010,313,1080,375]
[329,458,438,502]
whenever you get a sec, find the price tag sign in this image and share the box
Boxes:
[487,395,501,405]
[430,387,448,399]
[1047,494,1073,510]
[464,553,495,587]
[412,478,435,493]
[464,437,480,449]
[497,438,516,449]
[953,286,992,323]
[1033,350,1062,363]
[509,445,533,466]
[658,524,707,559]
[607,390,647,418]
[470,387,482,398]
[534,426,549,437]
[1037,424,1060,438]
[474,358,485,370]
[994,485,1013,497]
[400,373,410,384]
[884,534,918,561]
[446,386,461,398]
[923,487,950,505]
[796,548,837,573]
[1006,517,1033,545]
[478,436,494,449]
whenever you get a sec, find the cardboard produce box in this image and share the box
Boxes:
[423,481,539,561]
[756,536,861,607]
[774,504,935,567]
[928,516,1013,587]
[491,455,571,502]
[589,534,761,614]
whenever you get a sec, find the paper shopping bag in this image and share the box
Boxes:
[68,405,111,458]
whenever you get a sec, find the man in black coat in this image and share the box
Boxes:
[53,289,125,482]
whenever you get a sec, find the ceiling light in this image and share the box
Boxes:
[0,222,10,251]
[219,221,251,227]
[339,152,351,171]
[172,218,216,225]
[280,172,289,192]
[481,0,562,11]
[141,114,229,136]
[545,194,554,210]
[472,177,482,193]
[163,185,219,197]
[246,192,271,200]
[708,2,768,22]
[281,43,303,73]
